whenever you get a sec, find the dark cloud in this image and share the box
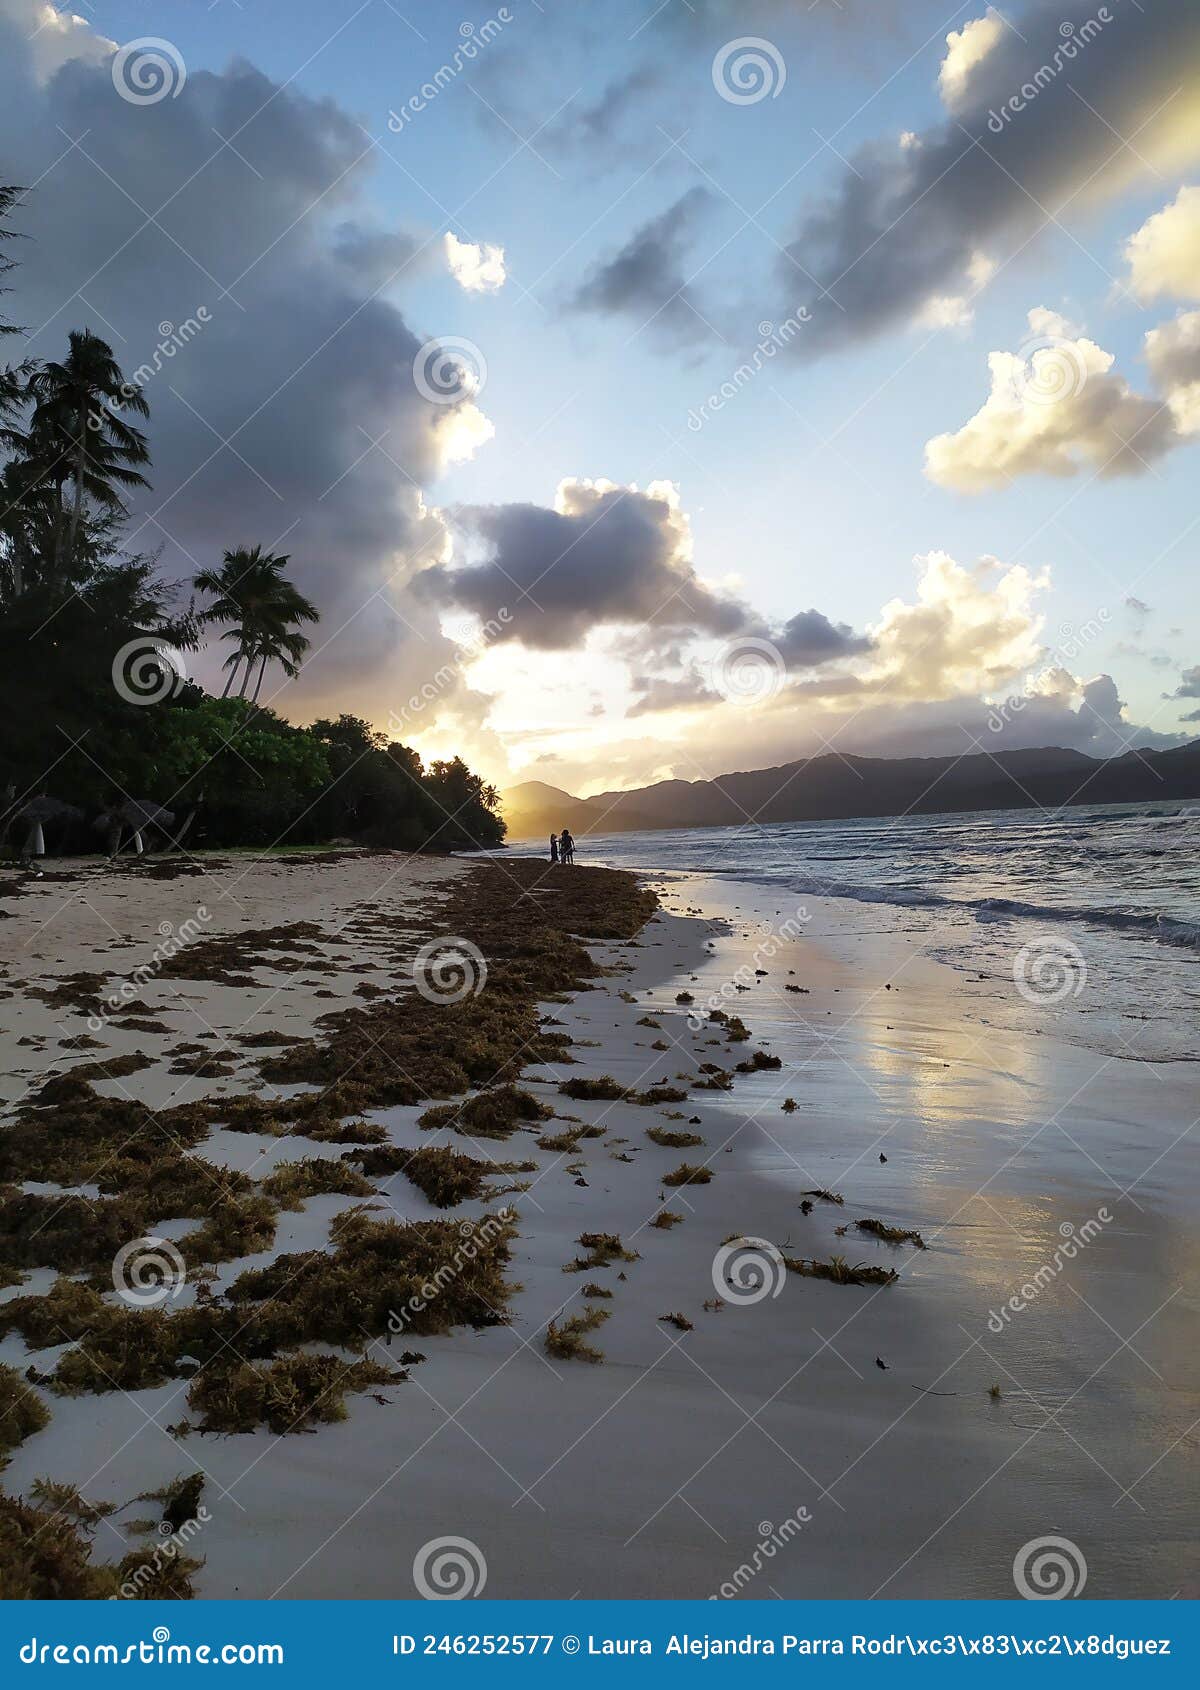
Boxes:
[776,608,872,666]
[546,67,662,155]
[628,670,720,716]
[774,0,1200,355]
[1167,665,1200,699]
[0,4,473,715]
[417,479,748,648]
[570,186,718,345]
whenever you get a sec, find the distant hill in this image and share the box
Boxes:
[501,741,1200,840]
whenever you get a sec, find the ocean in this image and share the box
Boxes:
[499,800,1200,1062]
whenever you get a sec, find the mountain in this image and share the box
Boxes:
[500,741,1200,840]
[501,780,662,840]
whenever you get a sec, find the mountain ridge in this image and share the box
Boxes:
[501,741,1200,840]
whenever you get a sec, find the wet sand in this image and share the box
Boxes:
[1,854,1196,1599]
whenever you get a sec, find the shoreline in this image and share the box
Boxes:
[0,854,1196,1599]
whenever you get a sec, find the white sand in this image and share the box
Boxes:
[1,855,1196,1599]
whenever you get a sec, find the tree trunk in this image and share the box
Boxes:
[251,653,268,703]
[237,652,254,698]
[66,397,87,569]
[221,660,240,698]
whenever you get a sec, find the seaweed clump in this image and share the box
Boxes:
[646,1125,705,1149]
[545,1306,609,1363]
[783,1254,898,1287]
[419,1085,552,1140]
[0,1363,49,1462]
[558,1076,627,1102]
[856,1217,926,1248]
[662,1162,713,1187]
[184,1352,402,1435]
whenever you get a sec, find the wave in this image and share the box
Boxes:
[624,862,1200,952]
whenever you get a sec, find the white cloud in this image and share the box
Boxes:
[13,0,114,83]
[1123,184,1200,303]
[444,231,507,293]
[915,251,996,329]
[938,9,1004,110]
[864,550,1048,699]
[1144,308,1200,434]
[924,308,1179,489]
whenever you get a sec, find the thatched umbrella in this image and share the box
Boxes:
[11,796,82,865]
[97,798,177,856]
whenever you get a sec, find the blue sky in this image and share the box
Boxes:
[3,0,1198,790]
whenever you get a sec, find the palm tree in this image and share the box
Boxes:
[194,545,319,701]
[26,329,150,575]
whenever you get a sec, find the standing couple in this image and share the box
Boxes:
[550,829,575,865]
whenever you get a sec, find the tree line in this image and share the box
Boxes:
[0,185,503,855]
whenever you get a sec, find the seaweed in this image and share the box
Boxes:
[261,1158,374,1209]
[855,1218,926,1249]
[185,1353,401,1434]
[646,1126,704,1148]
[545,1306,609,1363]
[557,1076,627,1102]
[563,1231,639,1272]
[783,1254,898,1287]
[662,1163,712,1187]
[0,1364,49,1463]
[419,1085,552,1140]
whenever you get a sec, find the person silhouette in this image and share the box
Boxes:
[560,828,575,865]
[549,832,558,863]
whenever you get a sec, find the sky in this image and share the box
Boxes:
[2,0,1199,796]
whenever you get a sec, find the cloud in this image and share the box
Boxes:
[417,477,750,650]
[772,0,1200,356]
[938,10,1005,111]
[628,670,720,717]
[1143,308,1200,435]
[1167,665,1200,698]
[0,0,490,720]
[861,549,1048,699]
[17,0,114,83]
[545,67,661,157]
[924,308,1181,489]
[1124,184,1200,303]
[776,609,872,667]
[570,186,717,345]
[444,231,506,293]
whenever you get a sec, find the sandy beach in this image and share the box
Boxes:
[1,851,1196,1600]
